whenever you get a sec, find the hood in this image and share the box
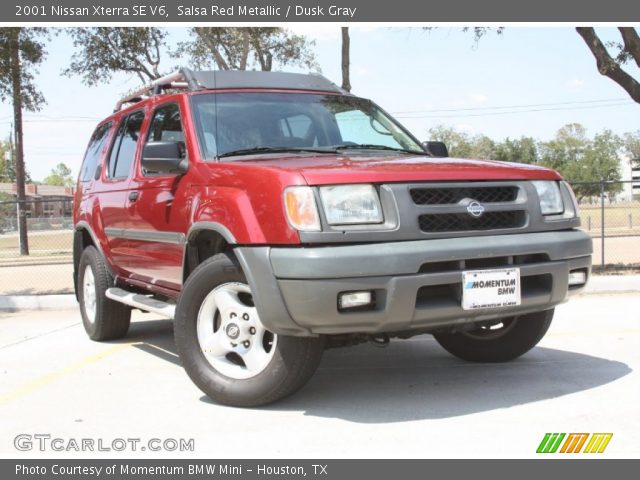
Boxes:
[228,153,561,185]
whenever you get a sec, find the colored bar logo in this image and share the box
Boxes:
[537,433,612,453]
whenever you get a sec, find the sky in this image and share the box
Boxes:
[0,26,638,182]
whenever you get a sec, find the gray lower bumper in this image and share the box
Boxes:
[235,230,592,336]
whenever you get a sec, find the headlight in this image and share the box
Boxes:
[320,184,383,225]
[284,186,321,231]
[560,181,580,218]
[532,181,564,215]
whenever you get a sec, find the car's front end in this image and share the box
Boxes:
[235,175,591,337]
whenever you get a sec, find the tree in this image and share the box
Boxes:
[427,126,497,159]
[471,135,497,160]
[64,28,168,85]
[0,141,15,182]
[0,191,17,233]
[540,124,623,201]
[176,28,317,72]
[0,139,31,183]
[576,27,640,104]
[539,123,589,171]
[428,126,475,158]
[493,137,539,164]
[341,27,351,92]
[0,28,48,255]
[43,163,74,187]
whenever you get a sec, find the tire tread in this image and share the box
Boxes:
[78,246,131,341]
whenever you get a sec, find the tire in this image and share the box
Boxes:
[174,252,325,407]
[433,309,554,363]
[78,246,131,341]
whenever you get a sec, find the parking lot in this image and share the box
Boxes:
[0,292,638,458]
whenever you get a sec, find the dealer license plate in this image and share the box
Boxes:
[462,268,521,310]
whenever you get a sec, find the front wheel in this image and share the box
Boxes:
[174,253,325,407]
[433,309,554,362]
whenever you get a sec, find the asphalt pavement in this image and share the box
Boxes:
[0,292,638,458]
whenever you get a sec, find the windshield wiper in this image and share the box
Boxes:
[333,144,425,155]
[217,146,338,159]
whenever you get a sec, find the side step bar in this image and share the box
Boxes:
[106,288,176,319]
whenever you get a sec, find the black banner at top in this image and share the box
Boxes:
[3,0,639,22]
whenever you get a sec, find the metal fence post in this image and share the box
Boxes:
[600,179,605,267]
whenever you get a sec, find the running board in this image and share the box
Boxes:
[106,288,176,319]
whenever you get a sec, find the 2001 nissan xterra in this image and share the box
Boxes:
[73,69,592,406]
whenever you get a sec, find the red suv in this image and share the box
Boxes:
[74,69,592,406]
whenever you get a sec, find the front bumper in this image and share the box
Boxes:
[235,230,592,336]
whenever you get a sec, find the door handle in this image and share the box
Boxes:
[128,191,139,202]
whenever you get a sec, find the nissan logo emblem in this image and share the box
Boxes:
[226,324,240,339]
[466,201,485,217]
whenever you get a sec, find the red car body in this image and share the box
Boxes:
[74,89,566,298]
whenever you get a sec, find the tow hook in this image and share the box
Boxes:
[368,333,390,348]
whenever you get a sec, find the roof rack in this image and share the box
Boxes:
[114,68,200,112]
[114,68,347,112]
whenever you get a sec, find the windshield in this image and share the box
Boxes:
[190,92,424,159]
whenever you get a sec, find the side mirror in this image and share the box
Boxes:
[422,141,449,158]
[142,141,188,174]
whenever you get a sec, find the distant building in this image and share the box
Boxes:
[614,154,635,202]
[0,183,74,218]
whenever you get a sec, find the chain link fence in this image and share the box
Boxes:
[0,198,73,257]
[0,198,74,295]
[570,180,640,269]
[0,182,638,295]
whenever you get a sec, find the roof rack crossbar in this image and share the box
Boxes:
[114,68,199,112]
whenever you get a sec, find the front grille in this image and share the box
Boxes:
[418,210,526,233]
[410,186,519,205]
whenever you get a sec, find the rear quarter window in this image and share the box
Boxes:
[79,122,113,182]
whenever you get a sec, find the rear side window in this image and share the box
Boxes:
[80,122,112,182]
[107,110,145,179]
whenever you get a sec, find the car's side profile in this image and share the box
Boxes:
[74,69,592,406]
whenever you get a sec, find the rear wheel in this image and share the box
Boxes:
[174,253,325,407]
[78,246,131,341]
[433,309,554,362]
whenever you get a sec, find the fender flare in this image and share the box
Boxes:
[73,221,112,298]
[185,221,237,244]
[74,221,107,258]
[182,222,238,283]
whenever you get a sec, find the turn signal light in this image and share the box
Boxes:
[284,186,321,232]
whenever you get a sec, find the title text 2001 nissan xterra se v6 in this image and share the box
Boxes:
[73,70,592,406]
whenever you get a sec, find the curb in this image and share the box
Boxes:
[580,275,640,295]
[0,294,77,312]
[0,275,638,312]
